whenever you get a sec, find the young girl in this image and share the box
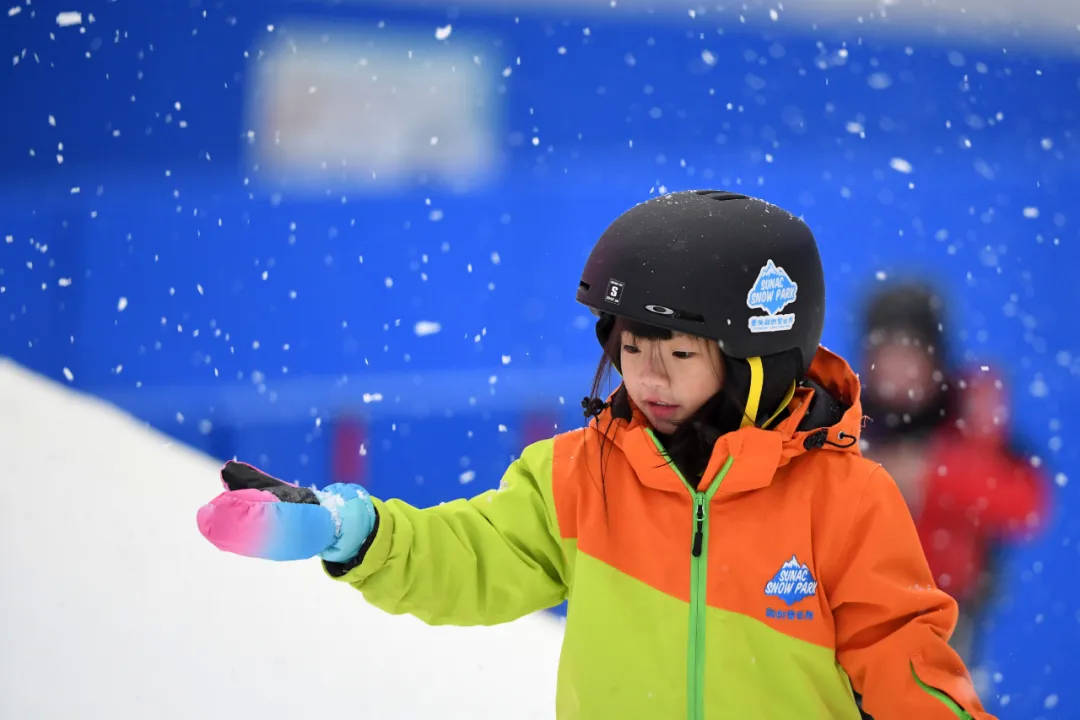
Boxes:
[198,190,994,719]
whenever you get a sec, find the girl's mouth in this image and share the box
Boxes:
[647,402,680,420]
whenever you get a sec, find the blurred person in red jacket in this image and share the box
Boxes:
[858,282,1048,664]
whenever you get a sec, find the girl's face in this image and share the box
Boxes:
[620,330,725,434]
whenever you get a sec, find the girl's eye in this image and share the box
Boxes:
[672,351,695,359]
[622,344,640,354]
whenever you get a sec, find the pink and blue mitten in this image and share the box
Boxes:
[196,460,375,563]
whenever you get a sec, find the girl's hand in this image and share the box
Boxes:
[196,461,376,562]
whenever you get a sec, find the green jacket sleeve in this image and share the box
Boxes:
[323,438,569,626]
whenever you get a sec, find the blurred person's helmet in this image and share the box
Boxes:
[576,190,825,428]
[861,282,947,358]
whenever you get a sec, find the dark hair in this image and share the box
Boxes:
[583,316,753,503]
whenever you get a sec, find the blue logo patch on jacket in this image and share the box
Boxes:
[764,554,818,606]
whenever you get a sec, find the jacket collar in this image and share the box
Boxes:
[587,346,865,495]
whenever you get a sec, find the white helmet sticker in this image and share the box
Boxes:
[604,278,625,305]
[746,259,797,333]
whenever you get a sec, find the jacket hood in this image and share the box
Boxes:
[587,345,865,494]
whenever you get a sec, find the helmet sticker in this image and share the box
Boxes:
[604,278,625,305]
[746,259,798,333]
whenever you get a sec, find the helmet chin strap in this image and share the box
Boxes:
[740,355,797,429]
[740,356,764,428]
[761,380,797,429]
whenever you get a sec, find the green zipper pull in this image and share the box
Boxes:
[691,497,705,557]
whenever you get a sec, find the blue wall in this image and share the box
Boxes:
[2,2,1078,716]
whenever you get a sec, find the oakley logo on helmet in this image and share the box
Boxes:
[644,304,675,316]
[746,259,798,334]
[604,279,625,305]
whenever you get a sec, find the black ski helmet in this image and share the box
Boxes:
[577,190,825,377]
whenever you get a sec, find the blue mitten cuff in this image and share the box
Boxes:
[313,483,377,564]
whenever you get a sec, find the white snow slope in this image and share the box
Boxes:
[0,357,563,719]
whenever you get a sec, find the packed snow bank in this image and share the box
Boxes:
[0,358,563,719]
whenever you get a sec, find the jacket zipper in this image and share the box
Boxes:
[646,431,733,720]
[688,492,707,720]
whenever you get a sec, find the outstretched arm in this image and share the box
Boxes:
[325,438,570,626]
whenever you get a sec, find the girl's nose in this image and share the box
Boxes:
[641,346,670,382]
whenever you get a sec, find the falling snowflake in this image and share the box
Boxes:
[56,11,81,27]
[889,157,913,174]
[414,321,442,336]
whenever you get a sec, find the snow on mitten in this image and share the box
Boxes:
[196,461,375,562]
[313,482,378,563]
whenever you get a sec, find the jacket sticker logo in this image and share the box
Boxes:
[764,554,817,606]
[746,259,797,334]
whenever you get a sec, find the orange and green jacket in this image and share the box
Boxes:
[326,347,994,720]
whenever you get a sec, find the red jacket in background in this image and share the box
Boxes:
[914,368,1048,605]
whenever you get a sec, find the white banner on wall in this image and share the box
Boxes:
[247,23,501,194]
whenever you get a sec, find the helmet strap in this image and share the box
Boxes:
[760,380,797,429]
[739,355,798,430]
[740,356,765,428]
